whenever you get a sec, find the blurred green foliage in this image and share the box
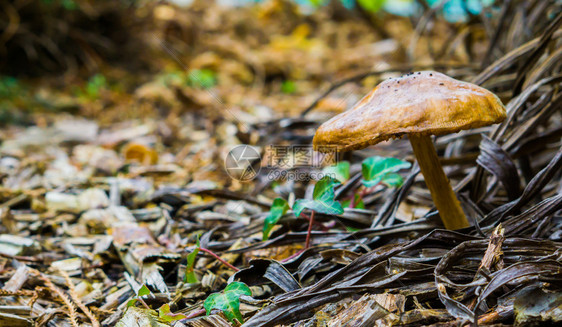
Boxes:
[157,72,185,87]
[281,80,297,94]
[85,74,108,98]
[0,77,23,99]
[0,76,28,125]
[427,0,495,22]
[301,0,495,21]
[41,0,77,10]
[188,69,217,89]
[72,74,109,101]
[1,74,83,124]
[356,0,386,13]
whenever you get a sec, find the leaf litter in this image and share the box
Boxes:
[0,0,561,326]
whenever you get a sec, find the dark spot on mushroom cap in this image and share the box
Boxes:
[430,73,433,76]
[439,83,444,85]
[418,72,421,75]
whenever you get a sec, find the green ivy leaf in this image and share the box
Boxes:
[381,173,404,187]
[159,304,187,322]
[357,0,386,13]
[126,284,152,308]
[138,284,151,297]
[293,177,343,217]
[204,282,252,324]
[322,161,350,183]
[312,176,340,200]
[184,237,201,283]
[361,156,411,188]
[263,198,290,241]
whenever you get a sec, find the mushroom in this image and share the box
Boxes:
[313,71,506,230]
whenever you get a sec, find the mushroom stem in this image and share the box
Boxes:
[409,135,469,230]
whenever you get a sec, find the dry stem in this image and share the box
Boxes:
[59,269,100,327]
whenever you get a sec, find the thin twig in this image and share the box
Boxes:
[305,211,315,249]
[199,247,240,272]
[0,252,42,262]
[180,308,206,322]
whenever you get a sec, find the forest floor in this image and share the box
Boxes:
[0,1,561,326]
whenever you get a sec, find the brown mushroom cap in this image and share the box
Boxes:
[313,71,506,152]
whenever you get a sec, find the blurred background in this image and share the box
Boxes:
[1,0,547,120]
[0,0,560,185]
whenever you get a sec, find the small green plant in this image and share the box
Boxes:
[322,156,411,209]
[184,237,200,283]
[355,156,411,206]
[204,282,252,324]
[158,303,187,322]
[361,156,411,188]
[188,69,217,89]
[126,284,152,309]
[261,162,407,248]
[293,176,344,218]
[293,176,344,248]
[322,161,350,184]
[262,198,290,241]
[183,235,239,283]
[261,177,343,249]
[125,286,194,322]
